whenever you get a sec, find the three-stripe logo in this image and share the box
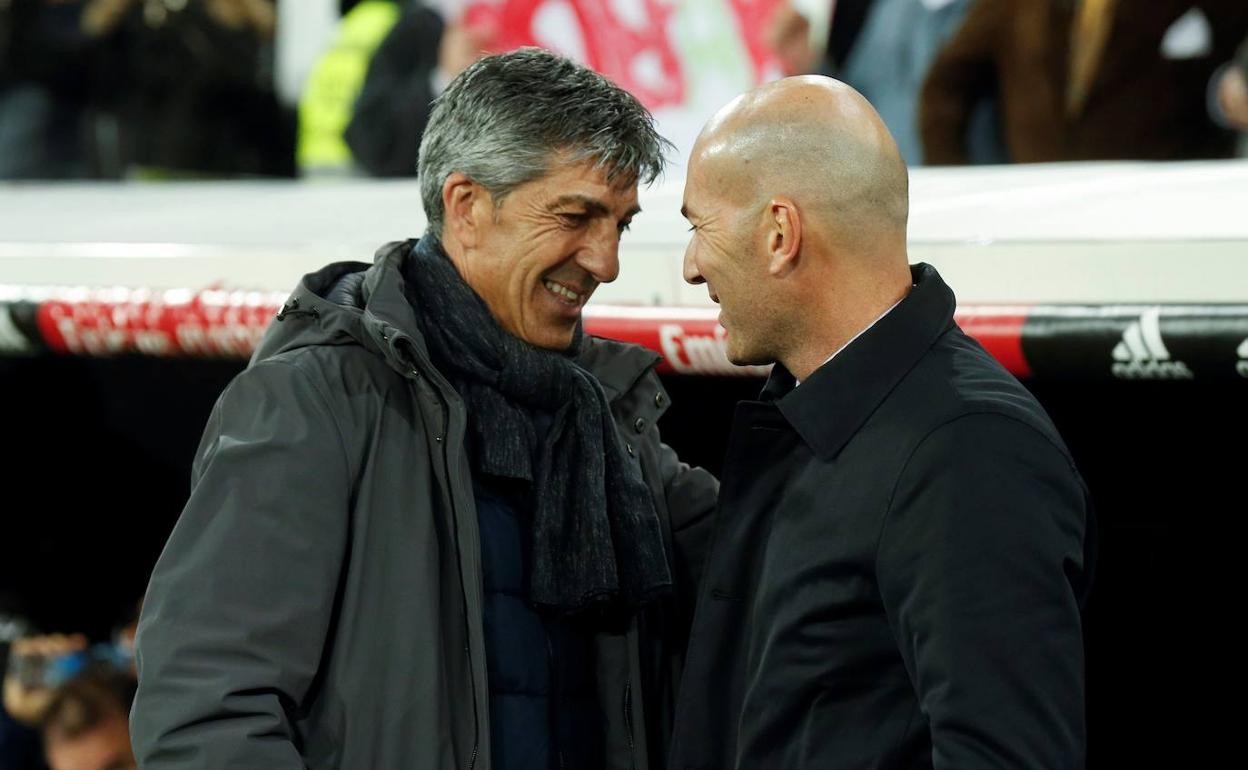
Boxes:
[1111,307,1193,380]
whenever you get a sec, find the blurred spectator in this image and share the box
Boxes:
[920,0,1248,164]
[2,0,294,178]
[839,0,1006,164]
[766,0,1000,164]
[39,668,136,770]
[4,636,90,731]
[296,0,402,175]
[766,0,819,76]
[0,0,99,179]
[824,0,876,73]
[3,635,89,770]
[1,600,43,770]
[86,0,294,177]
[2,602,140,770]
[1211,36,1248,133]
[344,3,493,176]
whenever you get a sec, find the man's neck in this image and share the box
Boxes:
[785,282,911,383]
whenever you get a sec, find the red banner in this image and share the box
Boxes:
[34,288,288,359]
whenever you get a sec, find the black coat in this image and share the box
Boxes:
[669,264,1094,769]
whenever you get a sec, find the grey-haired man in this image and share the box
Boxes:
[130,49,718,770]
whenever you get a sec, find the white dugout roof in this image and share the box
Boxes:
[0,160,1245,305]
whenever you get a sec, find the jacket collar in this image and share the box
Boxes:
[762,263,956,461]
[577,336,662,403]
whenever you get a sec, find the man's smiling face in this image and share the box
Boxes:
[455,160,641,351]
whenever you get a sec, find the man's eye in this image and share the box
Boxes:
[618,220,632,234]
[559,212,589,227]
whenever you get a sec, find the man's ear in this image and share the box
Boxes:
[442,172,489,248]
[766,197,801,277]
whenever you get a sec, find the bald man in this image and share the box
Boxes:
[669,77,1094,769]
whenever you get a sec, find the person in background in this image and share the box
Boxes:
[921,0,1248,164]
[4,603,139,728]
[84,0,293,177]
[295,0,403,175]
[40,668,137,770]
[765,0,821,76]
[1,600,44,770]
[4,636,91,734]
[767,0,1001,165]
[1211,35,1248,156]
[347,0,836,178]
[823,0,876,74]
[344,2,495,176]
[0,0,101,179]
[2,601,139,770]
[838,0,1006,164]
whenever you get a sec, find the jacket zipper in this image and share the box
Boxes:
[411,359,483,770]
[624,680,635,759]
[547,631,566,770]
[449,441,482,770]
[446,424,483,770]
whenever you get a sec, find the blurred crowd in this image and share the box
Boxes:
[2,0,1246,181]
[1,598,139,770]
[0,0,290,178]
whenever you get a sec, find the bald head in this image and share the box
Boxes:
[681,77,914,379]
[692,76,909,255]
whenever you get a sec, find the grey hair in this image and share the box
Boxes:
[418,48,672,235]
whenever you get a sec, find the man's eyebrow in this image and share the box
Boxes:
[550,194,641,220]
[681,204,697,220]
[549,195,609,216]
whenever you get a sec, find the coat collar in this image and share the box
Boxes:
[761,263,957,461]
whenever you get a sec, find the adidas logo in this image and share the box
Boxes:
[1111,308,1193,380]
[1237,338,1248,379]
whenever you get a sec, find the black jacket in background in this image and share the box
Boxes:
[669,264,1094,769]
[93,4,294,177]
[0,0,94,89]
[345,5,443,176]
[825,0,876,72]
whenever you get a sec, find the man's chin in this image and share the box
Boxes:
[725,341,767,368]
[522,321,580,352]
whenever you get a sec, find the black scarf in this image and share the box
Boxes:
[402,237,671,615]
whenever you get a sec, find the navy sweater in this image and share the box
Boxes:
[473,476,605,769]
